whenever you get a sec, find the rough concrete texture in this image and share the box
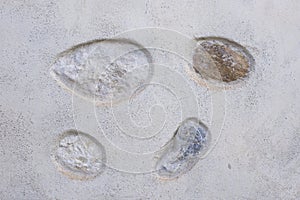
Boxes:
[0,0,299,199]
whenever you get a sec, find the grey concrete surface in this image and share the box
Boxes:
[0,0,299,199]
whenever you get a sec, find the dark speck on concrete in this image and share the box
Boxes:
[228,163,231,169]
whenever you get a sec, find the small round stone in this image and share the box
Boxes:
[193,37,255,83]
[50,39,153,104]
[51,130,106,180]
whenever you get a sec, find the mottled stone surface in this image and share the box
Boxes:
[156,118,210,179]
[193,37,255,83]
[50,39,152,104]
[51,129,106,180]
